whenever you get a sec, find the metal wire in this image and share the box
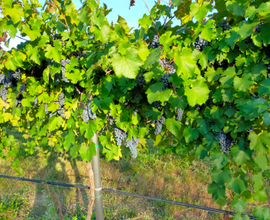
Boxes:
[0,174,90,189]
[0,174,257,219]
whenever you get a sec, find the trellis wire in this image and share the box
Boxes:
[0,174,257,219]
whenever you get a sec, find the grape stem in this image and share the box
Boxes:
[142,0,160,37]
[47,1,71,32]
[247,167,254,193]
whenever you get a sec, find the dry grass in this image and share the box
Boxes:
[0,150,225,219]
[0,131,269,219]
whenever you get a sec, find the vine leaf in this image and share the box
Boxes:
[64,130,75,151]
[248,131,270,155]
[112,48,143,79]
[2,3,24,24]
[208,182,226,201]
[183,126,199,143]
[185,79,210,107]
[227,177,247,194]
[79,142,96,162]
[254,154,270,171]
[252,172,263,191]
[263,112,270,126]
[48,116,63,132]
[211,167,232,186]
[175,48,198,80]
[254,207,270,220]
[231,195,246,213]
[253,189,268,203]
[164,118,181,137]
[146,82,171,104]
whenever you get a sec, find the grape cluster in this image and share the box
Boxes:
[137,75,145,86]
[214,60,229,70]
[151,35,160,49]
[194,37,209,51]
[133,109,138,116]
[153,101,161,109]
[195,104,201,111]
[113,126,128,146]
[44,93,65,118]
[218,21,231,32]
[246,126,254,133]
[20,84,27,93]
[0,70,21,89]
[160,73,172,90]
[216,132,232,154]
[158,59,175,90]
[82,99,97,123]
[255,23,262,33]
[244,36,252,44]
[175,108,184,121]
[126,137,140,158]
[209,121,215,128]
[0,87,8,102]
[61,59,71,83]
[106,110,115,125]
[154,116,165,135]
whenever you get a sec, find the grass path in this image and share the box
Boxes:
[0,130,269,219]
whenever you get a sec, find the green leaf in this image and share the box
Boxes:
[172,0,181,7]
[248,131,270,155]
[232,195,246,213]
[263,112,270,126]
[138,43,150,62]
[259,79,270,96]
[254,154,270,171]
[183,126,199,143]
[175,48,198,80]
[47,102,59,113]
[252,172,263,191]
[45,44,61,63]
[3,3,24,24]
[200,19,216,41]
[48,116,63,132]
[211,151,230,169]
[230,145,251,166]
[228,177,247,194]
[237,21,257,39]
[254,207,270,220]
[79,144,92,162]
[112,48,143,79]
[190,2,211,23]
[146,82,172,103]
[64,130,75,151]
[70,143,78,158]
[196,118,209,135]
[203,133,219,150]
[164,118,181,137]
[208,182,226,201]
[245,6,257,19]
[211,167,232,186]
[80,121,96,140]
[117,16,129,34]
[144,48,161,68]
[138,14,152,30]
[226,1,245,16]
[159,31,174,51]
[253,189,268,203]
[185,79,210,107]
[233,74,253,91]
[219,67,236,88]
